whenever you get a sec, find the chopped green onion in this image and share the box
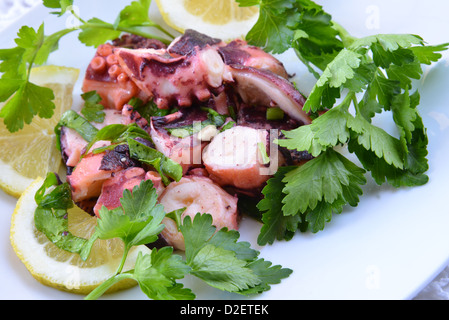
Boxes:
[258,142,270,165]
[266,107,284,120]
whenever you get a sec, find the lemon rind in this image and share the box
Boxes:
[10,178,150,295]
[0,66,79,198]
[0,160,34,198]
[155,0,259,41]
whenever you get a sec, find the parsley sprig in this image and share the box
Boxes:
[34,173,292,300]
[238,0,449,242]
[0,0,174,133]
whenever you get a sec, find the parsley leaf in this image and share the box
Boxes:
[256,167,304,245]
[80,90,105,123]
[127,138,183,185]
[278,102,352,156]
[238,0,300,54]
[239,0,344,66]
[94,179,166,273]
[78,0,174,47]
[84,185,291,300]
[86,248,194,301]
[291,2,344,71]
[282,149,365,212]
[78,18,122,48]
[132,249,194,300]
[347,114,404,169]
[34,172,91,255]
[116,0,153,28]
[43,0,74,16]
[0,24,57,132]
[55,110,99,149]
[181,213,292,295]
[0,81,55,132]
[241,0,448,235]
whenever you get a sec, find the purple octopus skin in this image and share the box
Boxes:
[114,44,232,110]
[113,30,306,115]
[99,144,141,171]
[167,29,223,56]
[169,29,289,79]
[236,104,301,131]
[112,34,168,50]
[149,108,211,173]
[218,39,289,79]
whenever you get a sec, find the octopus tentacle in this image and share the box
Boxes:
[218,39,289,79]
[114,44,233,110]
[82,34,167,110]
[82,30,310,125]
[82,43,142,110]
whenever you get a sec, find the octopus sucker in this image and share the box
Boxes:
[114,45,230,110]
[83,30,308,121]
[83,43,141,110]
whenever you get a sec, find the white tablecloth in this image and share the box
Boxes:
[0,0,446,300]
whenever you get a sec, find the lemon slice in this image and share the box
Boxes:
[156,0,259,41]
[10,177,151,295]
[0,65,79,198]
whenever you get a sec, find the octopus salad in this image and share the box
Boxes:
[60,29,313,250]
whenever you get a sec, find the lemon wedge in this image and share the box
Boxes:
[156,0,259,41]
[10,177,151,295]
[0,65,79,198]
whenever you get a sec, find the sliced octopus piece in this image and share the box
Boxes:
[66,152,122,203]
[83,36,167,110]
[149,108,211,173]
[235,104,314,166]
[218,39,289,79]
[93,167,165,216]
[227,64,312,125]
[60,109,124,168]
[120,103,153,134]
[67,144,140,203]
[93,167,146,216]
[202,125,281,190]
[158,176,239,251]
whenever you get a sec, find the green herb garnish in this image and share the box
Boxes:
[165,107,228,138]
[33,174,292,300]
[238,0,448,237]
[80,91,105,123]
[0,0,175,133]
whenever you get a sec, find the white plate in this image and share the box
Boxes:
[1,0,449,300]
